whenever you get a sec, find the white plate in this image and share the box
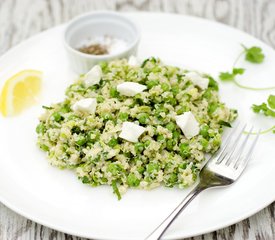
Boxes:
[0,12,275,240]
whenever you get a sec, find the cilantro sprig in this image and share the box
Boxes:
[242,44,265,64]
[219,68,245,81]
[251,95,275,134]
[252,95,275,117]
[219,44,275,91]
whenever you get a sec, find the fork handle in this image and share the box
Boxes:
[145,185,205,240]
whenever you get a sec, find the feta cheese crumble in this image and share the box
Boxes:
[117,82,147,97]
[84,65,102,86]
[175,111,200,139]
[72,98,97,114]
[185,72,209,90]
[119,122,146,143]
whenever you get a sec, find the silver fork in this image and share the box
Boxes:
[145,124,260,240]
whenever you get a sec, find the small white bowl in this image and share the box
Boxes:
[64,11,141,74]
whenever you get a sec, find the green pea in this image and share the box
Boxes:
[208,103,218,114]
[179,162,187,169]
[108,138,118,147]
[52,112,62,122]
[76,135,86,146]
[168,173,178,185]
[202,89,212,100]
[167,97,177,106]
[171,86,180,95]
[135,142,144,153]
[176,106,189,115]
[152,66,161,73]
[172,130,181,140]
[157,135,165,142]
[144,140,151,148]
[147,80,159,89]
[137,113,149,124]
[110,87,119,98]
[87,131,99,143]
[96,95,104,103]
[99,61,108,72]
[60,104,71,113]
[200,138,209,150]
[127,173,140,187]
[155,105,168,115]
[118,112,128,121]
[213,136,221,146]
[67,114,79,121]
[166,122,176,131]
[137,166,145,174]
[36,123,46,134]
[161,83,170,91]
[147,163,159,173]
[82,176,90,184]
[102,113,113,121]
[200,124,209,138]
[166,139,174,151]
[107,163,121,175]
[179,143,190,158]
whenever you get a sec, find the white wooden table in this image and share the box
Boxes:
[0,0,274,239]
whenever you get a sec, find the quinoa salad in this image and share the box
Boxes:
[36,57,237,199]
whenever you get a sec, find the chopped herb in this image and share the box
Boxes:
[111,180,121,200]
[207,76,219,90]
[42,105,53,110]
[82,176,90,184]
[218,120,232,128]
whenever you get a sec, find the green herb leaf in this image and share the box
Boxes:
[218,120,232,128]
[219,68,245,82]
[267,95,275,109]
[219,72,235,81]
[242,45,265,64]
[252,103,275,117]
[111,180,121,200]
[42,105,53,110]
[207,76,219,90]
[232,68,245,75]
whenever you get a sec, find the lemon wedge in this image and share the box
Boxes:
[0,70,42,117]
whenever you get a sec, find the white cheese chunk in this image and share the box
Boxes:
[185,72,209,90]
[175,111,200,139]
[117,82,147,97]
[128,56,138,66]
[84,65,102,86]
[72,98,97,114]
[119,122,146,143]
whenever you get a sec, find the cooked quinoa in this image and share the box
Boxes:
[36,57,237,199]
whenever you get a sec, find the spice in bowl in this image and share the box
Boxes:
[77,35,128,56]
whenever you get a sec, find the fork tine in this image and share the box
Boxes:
[215,122,241,164]
[234,129,260,171]
[225,125,253,166]
[216,124,246,164]
[232,127,254,168]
